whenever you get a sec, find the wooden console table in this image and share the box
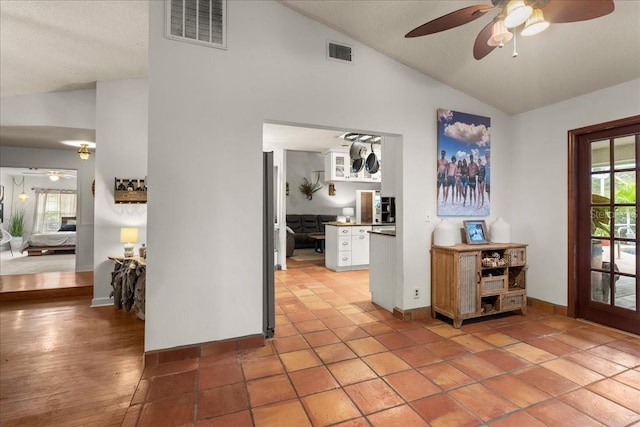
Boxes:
[108,256,146,320]
[431,243,527,328]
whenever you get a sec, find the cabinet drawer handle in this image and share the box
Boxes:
[342,230,349,233]
[342,257,349,261]
[342,242,349,246]
[359,236,365,239]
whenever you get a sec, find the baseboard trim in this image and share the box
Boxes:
[390,298,568,321]
[526,297,567,316]
[144,334,265,368]
[393,306,432,321]
[91,297,113,307]
[75,264,93,272]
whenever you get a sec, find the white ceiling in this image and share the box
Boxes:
[1,166,77,180]
[281,0,640,115]
[1,0,638,152]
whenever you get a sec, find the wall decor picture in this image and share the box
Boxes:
[463,220,489,244]
[437,109,491,217]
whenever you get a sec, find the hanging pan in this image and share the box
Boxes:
[365,143,379,174]
[352,157,365,173]
[349,141,366,160]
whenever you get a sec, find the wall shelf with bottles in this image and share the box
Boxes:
[114,178,147,204]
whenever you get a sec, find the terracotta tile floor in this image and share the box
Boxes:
[123,265,640,426]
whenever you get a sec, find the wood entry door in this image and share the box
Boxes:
[570,116,639,335]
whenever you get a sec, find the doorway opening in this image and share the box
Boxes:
[262,121,400,272]
[0,167,78,279]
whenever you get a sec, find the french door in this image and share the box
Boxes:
[569,116,639,335]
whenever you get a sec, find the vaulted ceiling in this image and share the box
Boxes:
[1,0,638,151]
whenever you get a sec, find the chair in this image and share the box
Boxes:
[0,229,14,256]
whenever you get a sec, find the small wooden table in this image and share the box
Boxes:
[308,234,326,253]
[108,256,146,320]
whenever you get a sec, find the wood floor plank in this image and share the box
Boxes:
[0,272,144,426]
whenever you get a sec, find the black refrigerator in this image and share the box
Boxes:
[262,152,275,338]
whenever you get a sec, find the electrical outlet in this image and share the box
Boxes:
[413,287,420,299]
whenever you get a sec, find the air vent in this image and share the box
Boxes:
[327,41,352,63]
[165,0,227,49]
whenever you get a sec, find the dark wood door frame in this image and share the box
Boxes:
[567,114,640,318]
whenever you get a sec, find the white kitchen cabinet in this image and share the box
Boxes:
[350,227,370,265]
[324,151,350,181]
[324,150,381,183]
[325,224,371,271]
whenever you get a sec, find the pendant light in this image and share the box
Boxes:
[504,0,532,28]
[521,8,550,37]
[16,177,28,201]
[78,143,91,160]
[487,20,513,47]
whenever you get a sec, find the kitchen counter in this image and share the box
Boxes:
[325,221,395,227]
[368,229,396,236]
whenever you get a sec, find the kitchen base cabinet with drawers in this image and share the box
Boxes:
[325,224,371,272]
[431,243,527,328]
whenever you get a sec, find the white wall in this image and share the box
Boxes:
[147,0,513,351]
[286,150,381,215]
[1,89,96,128]
[92,79,148,306]
[510,79,640,306]
[0,146,95,271]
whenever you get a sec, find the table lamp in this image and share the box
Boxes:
[120,227,139,257]
[342,207,354,223]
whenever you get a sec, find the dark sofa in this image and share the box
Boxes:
[286,214,336,256]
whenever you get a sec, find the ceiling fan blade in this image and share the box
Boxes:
[542,0,614,23]
[473,19,497,60]
[405,5,493,38]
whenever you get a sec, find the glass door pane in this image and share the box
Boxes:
[590,137,638,311]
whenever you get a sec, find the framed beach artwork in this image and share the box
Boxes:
[437,108,491,217]
[463,220,489,244]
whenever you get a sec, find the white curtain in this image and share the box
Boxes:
[33,189,77,233]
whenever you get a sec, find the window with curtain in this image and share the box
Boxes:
[33,189,77,233]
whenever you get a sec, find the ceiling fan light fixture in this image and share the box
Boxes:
[49,173,60,182]
[504,0,532,28]
[520,8,549,36]
[78,144,91,160]
[488,20,513,47]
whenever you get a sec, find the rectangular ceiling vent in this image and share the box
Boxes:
[327,41,353,63]
[165,0,227,50]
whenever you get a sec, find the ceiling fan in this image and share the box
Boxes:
[405,0,614,60]
[23,169,76,181]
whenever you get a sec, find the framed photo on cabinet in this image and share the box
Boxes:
[463,220,489,244]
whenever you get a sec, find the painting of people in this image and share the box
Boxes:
[437,108,491,217]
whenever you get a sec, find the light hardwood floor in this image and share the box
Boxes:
[0,272,144,426]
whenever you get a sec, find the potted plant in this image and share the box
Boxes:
[8,209,25,251]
